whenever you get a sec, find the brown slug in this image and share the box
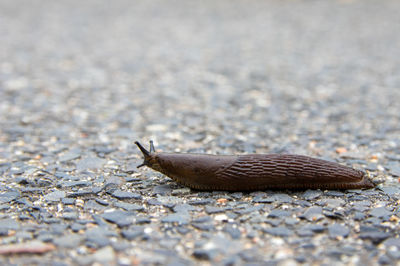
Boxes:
[135,141,375,191]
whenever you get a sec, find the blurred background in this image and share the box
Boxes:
[1,0,399,155]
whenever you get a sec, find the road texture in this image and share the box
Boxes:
[1,0,400,265]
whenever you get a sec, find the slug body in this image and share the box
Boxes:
[135,141,375,191]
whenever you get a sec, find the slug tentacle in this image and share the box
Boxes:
[135,141,152,168]
[149,140,155,153]
[135,140,375,191]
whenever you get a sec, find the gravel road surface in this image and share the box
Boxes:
[1,0,400,265]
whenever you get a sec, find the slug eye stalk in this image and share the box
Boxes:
[135,141,154,168]
[149,140,155,153]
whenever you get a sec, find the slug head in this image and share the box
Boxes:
[135,140,160,170]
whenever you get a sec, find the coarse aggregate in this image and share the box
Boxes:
[1,0,400,265]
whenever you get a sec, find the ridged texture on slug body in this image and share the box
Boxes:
[135,141,375,191]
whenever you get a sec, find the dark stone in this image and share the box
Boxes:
[327,249,346,259]
[295,255,307,263]
[54,172,75,180]
[100,210,134,227]
[300,206,324,221]
[92,184,105,193]
[84,200,108,211]
[238,248,262,262]
[230,192,243,199]
[85,235,110,248]
[365,163,378,171]
[369,207,392,218]
[302,224,325,233]
[44,190,66,202]
[320,198,345,208]
[350,195,369,201]
[161,202,176,209]
[387,249,400,260]
[188,199,214,205]
[352,201,371,212]
[59,150,81,162]
[205,206,230,214]
[19,214,30,220]
[354,211,366,221]
[104,175,123,189]
[57,180,91,188]
[365,217,383,225]
[193,216,212,223]
[147,199,162,205]
[359,231,391,244]
[0,191,20,203]
[0,205,9,211]
[323,210,345,219]
[263,227,293,237]
[268,193,294,203]
[76,157,105,171]
[71,223,85,232]
[68,189,95,197]
[50,224,68,235]
[62,211,78,220]
[124,176,141,182]
[284,217,299,225]
[297,229,314,237]
[388,164,400,177]
[302,190,322,200]
[378,255,392,265]
[109,190,142,200]
[112,241,131,252]
[153,184,173,195]
[265,218,282,227]
[268,209,291,218]
[221,255,240,266]
[20,187,43,193]
[0,163,10,175]
[134,217,151,224]
[235,205,262,215]
[300,243,315,249]
[95,198,109,206]
[295,200,312,207]
[15,176,30,185]
[121,229,144,240]
[61,198,75,205]
[177,227,190,235]
[224,225,241,239]
[328,224,350,238]
[173,203,198,213]
[253,195,274,203]
[192,249,218,260]
[161,214,189,225]
[114,201,144,211]
[91,146,116,155]
[0,218,20,231]
[379,186,400,196]
[324,191,345,197]
[85,227,117,248]
[0,228,8,236]
[192,223,215,231]
[37,232,54,242]
[382,238,400,249]
[53,234,83,248]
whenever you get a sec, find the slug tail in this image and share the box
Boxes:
[135,141,153,168]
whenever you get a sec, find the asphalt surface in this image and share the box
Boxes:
[1,0,400,265]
